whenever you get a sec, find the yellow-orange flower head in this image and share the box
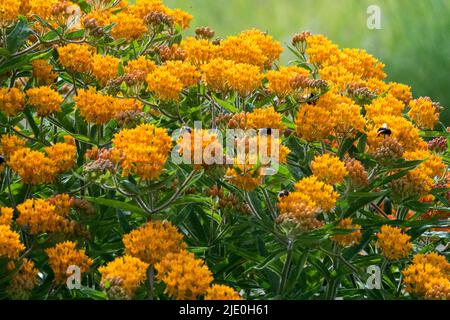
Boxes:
[0,88,25,116]
[8,148,58,185]
[99,255,149,298]
[295,105,332,142]
[57,43,94,73]
[277,191,322,232]
[205,284,242,300]
[311,154,348,185]
[111,123,172,180]
[155,250,213,300]
[91,54,120,86]
[26,86,63,116]
[332,218,362,247]
[46,241,93,284]
[408,97,440,130]
[402,252,450,299]
[146,68,183,101]
[16,198,74,234]
[376,225,412,260]
[32,59,57,85]
[225,63,263,96]
[123,220,186,265]
[200,58,234,93]
[0,225,25,259]
[294,175,339,212]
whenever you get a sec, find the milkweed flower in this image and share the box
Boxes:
[295,105,332,142]
[367,115,426,152]
[47,193,73,216]
[390,168,434,198]
[205,284,242,300]
[124,56,156,75]
[57,43,94,73]
[246,106,285,130]
[123,220,186,265]
[365,94,405,120]
[91,54,120,86]
[225,162,263,192]
[345,158,369,188]
[388,82,412,104]
[200,58,234,93]
[305,34,341,66]
[238,29,283,67]
[266,66,309,98]
[294,175,338,212]
[408,97,441,130]
[8,148,58,184]
[6,258,39,300]
[332,218,362,247]
[376,225,412,260]
[0,134,26,158]
[339,48,386,80]
[0,0,20,27]
[16,198,74,234]
[162,60,201,87]
[403,149,446,179]
[111,123,172,180]
[225,63,263,96]
[176,129,222,169]
[225,135,290,191]
[74,87,142,124]
[46,241,93,284]
[32,59,57,85]
[0,88,25,116]
[99,255,149,298]
[181,37,217,65]
[166,8,192,29]
[331,101,365,137]
[26,86,63,116]
[0,207,13,226]
[146,68,183,101]
[218,35,267,68]
[155,250,213,300]
[372,137,404,165]
[0,225,25,259]
[44,136,77,173]
[402,252,450,299]
[110,12,147,41]
[311,154,348,185]
[277,191,322,232]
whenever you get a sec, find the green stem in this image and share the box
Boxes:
[277,239,294,298]
[148,264,154,300]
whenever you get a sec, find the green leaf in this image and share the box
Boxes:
[6,18,33,53]
[212,94,237,113]
[345,191,388,216]
[85,196,148,216]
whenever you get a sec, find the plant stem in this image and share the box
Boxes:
[261,187,277,219]
[148,264,154,300]
[277,239,294,298]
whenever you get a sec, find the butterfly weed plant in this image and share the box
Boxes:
[0,0,449,300]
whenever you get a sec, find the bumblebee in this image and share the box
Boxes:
[278,190,290,198]
[306,93,317,105]
[377,123,392,137]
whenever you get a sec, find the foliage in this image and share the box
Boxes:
[0,0,449,301]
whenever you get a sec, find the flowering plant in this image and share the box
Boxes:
[0,0,449,300]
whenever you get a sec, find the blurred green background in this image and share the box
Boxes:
[164,0,450,124]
